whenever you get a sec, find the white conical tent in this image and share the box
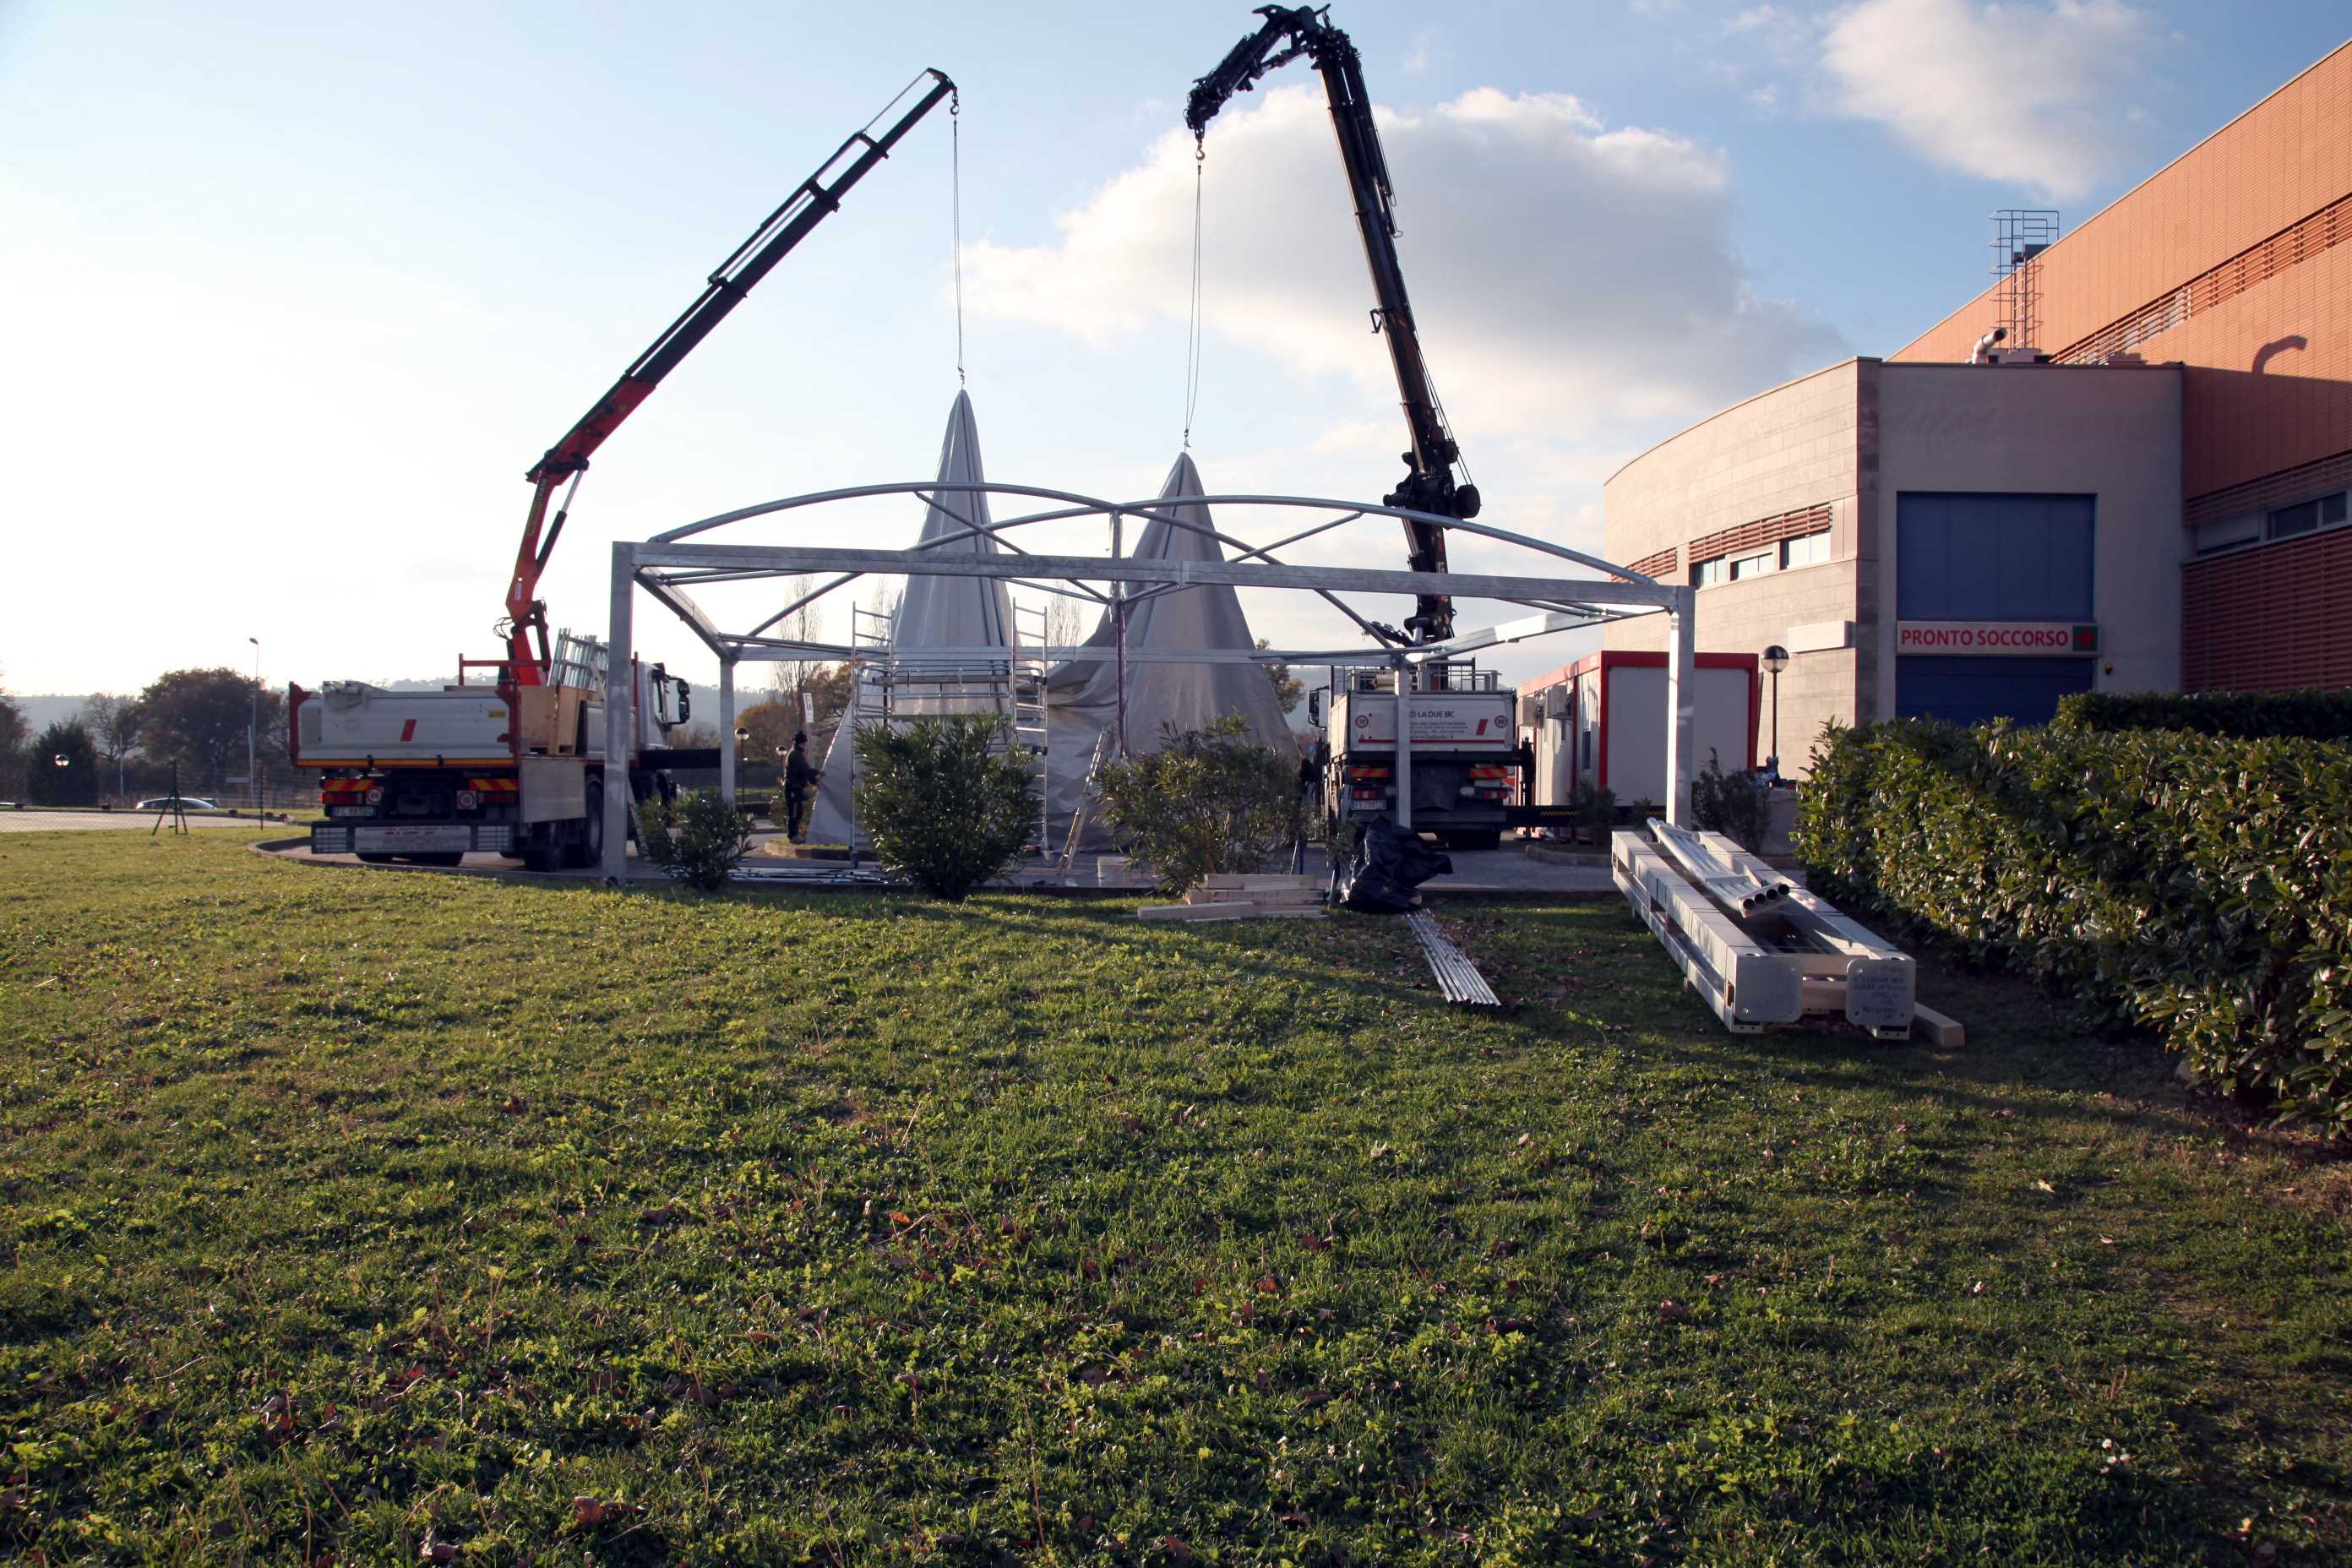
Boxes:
[1043,452,1298,847]
[805,389,1016,844]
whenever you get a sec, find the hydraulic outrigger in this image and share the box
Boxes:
[1186,6,1477,645]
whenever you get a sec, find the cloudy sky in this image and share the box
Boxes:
[2,0,2344,698]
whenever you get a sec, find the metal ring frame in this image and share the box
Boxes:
[633,480,1671,665]
[599,480,1705,879]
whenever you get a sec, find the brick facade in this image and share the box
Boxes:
[1887,41,2352,691]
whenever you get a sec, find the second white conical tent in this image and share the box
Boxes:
[803,389,1015,845]
[1042,451,1298,848]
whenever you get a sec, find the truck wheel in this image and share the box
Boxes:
[522,830,564,874]
[566,780,606,869]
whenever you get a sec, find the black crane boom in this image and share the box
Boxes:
[1187,6,1476,644]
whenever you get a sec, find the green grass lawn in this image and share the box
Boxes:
[3,833,2348,1565]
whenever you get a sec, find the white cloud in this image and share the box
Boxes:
[1821,0,2165,199]
[1400,25,1446,75]
[962,84,1837,447]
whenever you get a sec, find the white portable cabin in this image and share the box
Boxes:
[1523,650,1758,809]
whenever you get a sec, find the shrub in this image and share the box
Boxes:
[852,715,1037,901]
[634,788,754,891]
[26,721,98,807]
[1322,806,1358,872]
[1690,749,1768,851]
[2054,688,2352,741]
[1571,781,1616,846]
[1097,717,1301,897]
[1794,720,2352,1135]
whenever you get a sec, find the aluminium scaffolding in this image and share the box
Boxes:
[839,600,1051,857]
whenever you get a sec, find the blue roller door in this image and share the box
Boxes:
[1896,656,2092,726]
[1897,493,2094,620]
[1896,493,2095,727]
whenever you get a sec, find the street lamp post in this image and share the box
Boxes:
[247,636,261,816]
[1760,645,1790,776]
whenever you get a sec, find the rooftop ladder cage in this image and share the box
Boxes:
[1991,209,2061,352]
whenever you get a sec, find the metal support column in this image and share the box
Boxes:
[717,656,738,805]
[1391,655,1413,832]
[1664,585,1696,827]
[1109,510,1128,757]
[602,546,635,882]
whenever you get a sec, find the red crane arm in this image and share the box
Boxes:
[502,68,958,683]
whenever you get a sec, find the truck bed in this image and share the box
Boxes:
[293,683,520,767]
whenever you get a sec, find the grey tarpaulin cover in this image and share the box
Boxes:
[1043,452,1298,849]
[806,389,1015,845]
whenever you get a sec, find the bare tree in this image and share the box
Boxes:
[79,692,144,799]
[1043,592,1090,653]
[765,574,830,720]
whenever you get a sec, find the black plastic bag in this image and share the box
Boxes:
[1336,818,1452,914]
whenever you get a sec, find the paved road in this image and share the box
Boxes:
[0,809,282,833]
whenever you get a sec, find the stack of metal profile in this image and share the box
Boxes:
[1406,910,1501,1007]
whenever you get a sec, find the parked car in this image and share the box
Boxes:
[135,796,220,812]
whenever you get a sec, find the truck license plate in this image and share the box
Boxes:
[354,825,472,853]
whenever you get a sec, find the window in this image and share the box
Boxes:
[2269,499,2321,539]
[2262,491,2346,542]
[1692,556,1727,587]
[2193,514,2262,556]
[1730,548,1776,581]
[1780,530,1831,569]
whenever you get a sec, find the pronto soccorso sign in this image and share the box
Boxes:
[1895,621,2099,656]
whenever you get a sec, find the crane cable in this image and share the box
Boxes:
[951,92,966,386]
[1182,140,1206,449]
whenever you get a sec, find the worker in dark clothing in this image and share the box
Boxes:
[782,732,819,843]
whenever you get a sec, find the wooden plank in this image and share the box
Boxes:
[1185,885,1320,906]
[1912,1004,1966,1048]
[1136,902,1326,923]
[1200,874,1321,889]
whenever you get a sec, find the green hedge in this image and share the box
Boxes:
[2054,687,2352,740]
[1795,721,2352,1135]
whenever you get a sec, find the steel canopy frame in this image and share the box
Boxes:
[602,482,1700,881]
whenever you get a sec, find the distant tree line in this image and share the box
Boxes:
[0,666,288,806]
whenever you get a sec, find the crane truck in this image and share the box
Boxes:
[292,71,958,873]
[1188,6,1533,850]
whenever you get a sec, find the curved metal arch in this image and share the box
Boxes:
[649,478,1655,586]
